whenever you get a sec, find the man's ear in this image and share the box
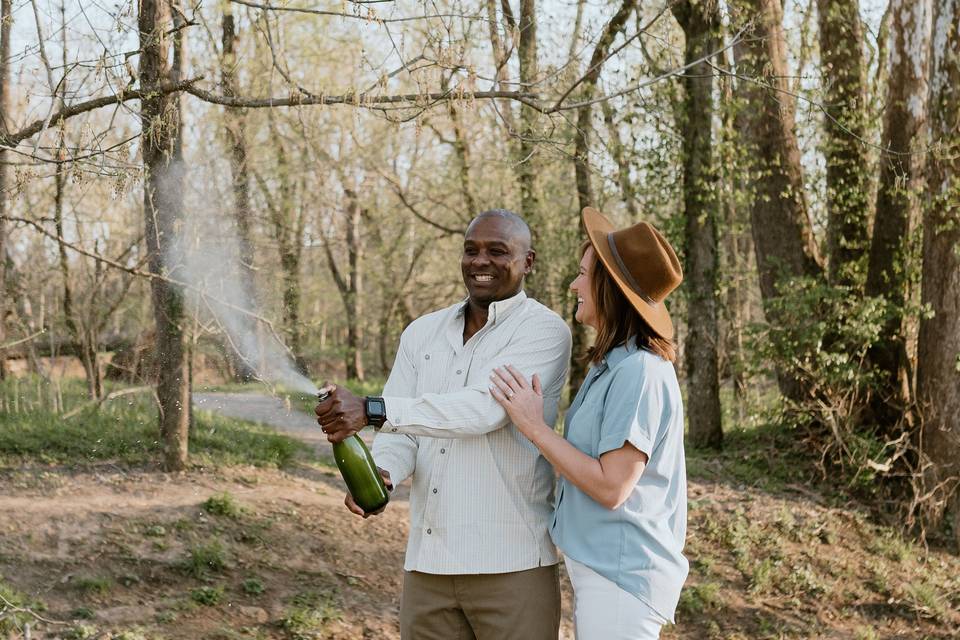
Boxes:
[525,249,536,274]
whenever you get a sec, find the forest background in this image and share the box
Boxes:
[0,0,959,638]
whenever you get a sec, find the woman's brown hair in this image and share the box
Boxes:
[581,241,677,364]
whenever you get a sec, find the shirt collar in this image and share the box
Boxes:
[599,339,640,371]
[454,289,528,326]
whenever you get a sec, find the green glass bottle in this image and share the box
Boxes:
[319,391,390,514]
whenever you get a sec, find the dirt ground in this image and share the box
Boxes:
[1,394,958,639]
[0,462,578,639]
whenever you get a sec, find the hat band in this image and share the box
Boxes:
[607,233,658,307]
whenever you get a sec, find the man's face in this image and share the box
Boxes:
[461,216,534,307]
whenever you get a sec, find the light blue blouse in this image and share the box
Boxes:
[550,341,688,622]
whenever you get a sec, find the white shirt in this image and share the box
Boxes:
[372,290,572,574]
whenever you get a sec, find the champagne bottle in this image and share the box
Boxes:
[318,390,390,514]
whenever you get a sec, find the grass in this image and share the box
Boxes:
[242,577,265,596]
[281,589,342,640]
[202,492,245,519]
[676,582,721,616]
[0,376,314,468]
[0,576,44,634]
[685,421,812,492]
[182,540,228,579]
[190,585,224,606]
[73,575,113,596]
[904,579,948,621]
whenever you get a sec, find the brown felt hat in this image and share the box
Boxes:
[582,206,683,340]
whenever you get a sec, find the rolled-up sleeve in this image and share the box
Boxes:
[382,316,571,439]
[597,360,661,457]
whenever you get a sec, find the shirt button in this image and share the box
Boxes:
[456,369,462,375]
[425,354,430,360]
[440,448,445,454]
[391,427,397,432]
[426,528,432,534]
[432,488,438,494]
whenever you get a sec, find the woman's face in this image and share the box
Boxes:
[570,246,599,329]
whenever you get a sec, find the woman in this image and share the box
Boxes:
[489,207,688,640]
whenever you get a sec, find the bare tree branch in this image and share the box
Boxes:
[1,78,200,149]
[230,0,490,24]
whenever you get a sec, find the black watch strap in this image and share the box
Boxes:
[364,396,387,428]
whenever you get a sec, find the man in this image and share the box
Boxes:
[316,209,572,640]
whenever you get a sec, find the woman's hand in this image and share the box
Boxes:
[489,365,548,438]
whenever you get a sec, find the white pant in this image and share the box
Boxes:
[564,556,665,640]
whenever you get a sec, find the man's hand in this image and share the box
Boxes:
[315,382,367,443]
[344,468,393,518]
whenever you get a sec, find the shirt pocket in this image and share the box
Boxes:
[415,349,454,395]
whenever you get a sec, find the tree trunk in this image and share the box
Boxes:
[222,12,254,276]
[320,187,366,382]
[140,0,190,471]
[221,12,259,381]
[865,0,932,429]
[485,0,517,135]
[0,0,12,380]
[817,0,870,285]
[445,81,479,217]
[673,0,723,449]
[344,189,364,381]
[917,0,960,546]
[516,0,545,301]
[732,0,824,403]
[601,100,638,219]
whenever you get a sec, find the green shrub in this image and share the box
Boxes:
[203,492,244,519]
[73,575,112,595]
[191,585,224,606]
[282,590,341,639]
[677,582,721,616]
[242,577,265,595]
[182,540,227,578]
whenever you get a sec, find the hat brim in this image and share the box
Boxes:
[582,207,675,340]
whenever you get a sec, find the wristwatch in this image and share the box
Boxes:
[364,396,387,428]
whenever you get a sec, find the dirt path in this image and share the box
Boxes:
[193,392,376,455]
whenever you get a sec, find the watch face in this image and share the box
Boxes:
[368,398,386,417]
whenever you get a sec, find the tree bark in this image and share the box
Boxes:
[601,100,638,219]
[321,187,366,382]
[259,133,307,374]
[917,0,960,545]
[516,0,545,301]
[672,0,723,449]
[221,11,259,381]
[486,0,517,135]
[731,0,824,403]
[0,0,12,380]
[443,75,479,217]
[817,0,870,285]
[140,0,190,471]
[344,189,364,381]
[865,0,932,429]
[222,11,254,276]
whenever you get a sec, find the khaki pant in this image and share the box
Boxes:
[400,565,561,640]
